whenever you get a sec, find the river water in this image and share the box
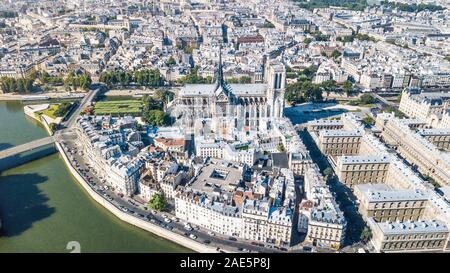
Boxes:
[0,101,189,252]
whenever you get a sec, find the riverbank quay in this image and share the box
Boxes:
[55,141,222,253]
[23,104,54,136]
[0,92,85,102]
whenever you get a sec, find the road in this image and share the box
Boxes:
[59,131,289,253]
[62,87,101,129]
[0,136,55,159]
[369,92,396,107]
[297,129,368,251]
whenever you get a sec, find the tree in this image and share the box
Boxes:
[64,71,76,90]
[155,89,174,103]
[54,102,72,117]
[342,80,353,95]
[49,123,58,133]
[362,116,375,127]
[396,92,403,103]
[142,95,164,111]
[145,110,169,126]
[383,106,406,118]
[165,56,176,66]
[321,80,337,92]
[331,49,341,60]
[323,167,333,179]
[177,67,213,84]
[359,94,375,105]
[262,20,275,28]
[312,32,330,41]
[277,143,286,152]
[380,1,444,12]
[0,76,34,94]
[285,78,326,104]
[239,76,251,83]
[295,0,368,11]
[360,227,372,243]
[148,193,166,211]
[99,69,162,87]
[78,74,92,90]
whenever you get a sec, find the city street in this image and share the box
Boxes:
[59,130,289,253]
[297,129,369,252]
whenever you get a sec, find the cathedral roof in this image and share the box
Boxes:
[178,45,267,98]
[179,83,267,98]
[180,84,217,96]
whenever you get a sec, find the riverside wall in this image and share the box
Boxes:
[55,142,222,253]
[23,106,53,135]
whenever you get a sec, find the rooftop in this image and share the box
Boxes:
[356,184,429,203]
[373,219,449,235]
[189,159,245,197]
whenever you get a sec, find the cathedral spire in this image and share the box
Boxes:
[217,44,224,87]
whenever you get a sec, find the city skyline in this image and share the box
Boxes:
[0,0,449,256]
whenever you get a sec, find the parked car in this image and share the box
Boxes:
[203,240,211,244]
[208,231,215,236]
[165,225,173,231]
[189,234,197,240]
[303,246,312,252]
[228,237,237,241]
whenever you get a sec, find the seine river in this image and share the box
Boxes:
[0,101,189,253]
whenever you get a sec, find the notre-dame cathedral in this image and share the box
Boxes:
[171,51,286,136]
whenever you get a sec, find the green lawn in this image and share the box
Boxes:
[36,104,59,119]
[94,100,143,116]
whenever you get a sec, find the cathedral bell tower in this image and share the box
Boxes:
[265,60,286,119]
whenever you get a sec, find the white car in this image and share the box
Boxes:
[208,231,215,236]
[189,234,197,240]
[164,218,171,223]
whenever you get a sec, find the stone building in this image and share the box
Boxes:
[354,184,428,222]
[171,49,286,134]
[368,218,449,253]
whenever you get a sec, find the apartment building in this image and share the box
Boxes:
[354,184,428,222]
[299,166,346,249]
[318,130,362,157]
[376,113,450,186]
[76,116,145,196]
[438,110,450,129]
[417,129,450,151]
[174,159,295,247]
[335,155,390,188]
[368,218,449,252]
[288,152,314,176]
[399,89,450,120]
[306,119,344,134]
